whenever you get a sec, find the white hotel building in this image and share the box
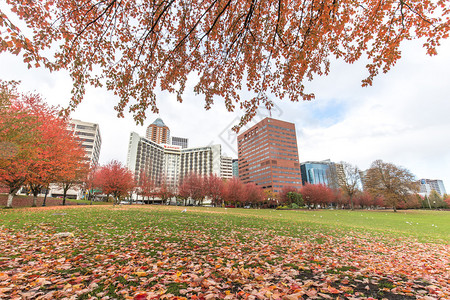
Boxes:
[127,132,227,188]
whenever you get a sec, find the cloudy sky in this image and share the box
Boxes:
[0,36,449,192]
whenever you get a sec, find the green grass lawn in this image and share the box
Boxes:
[1,206,448,242]
[0,206,448,299]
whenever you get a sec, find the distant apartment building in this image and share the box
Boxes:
[232,159,239,177]
[146,118,170,144]
[237,117,302,193]
[220,156,233,179]
[69,119,102,166]
[127,132,223,188]
[171,136,188,149]
[420,179,447,196]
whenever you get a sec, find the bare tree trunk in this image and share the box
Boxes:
[42,188,48,206]
[6,193,14,208]
[32,195,38,207]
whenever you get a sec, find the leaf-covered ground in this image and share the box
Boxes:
[0,206,448,299]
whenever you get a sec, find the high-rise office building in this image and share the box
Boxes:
[146,118,170,144]
[69,119,102,166]
[300,160,348,189]
[237,117,302,193]
[420,179,447,196]
[300,160,331,186]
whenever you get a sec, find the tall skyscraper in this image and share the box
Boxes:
[69,119,102,166]
[146,118,170,144]
[237,117,302,193]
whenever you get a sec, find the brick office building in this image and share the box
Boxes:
[237,117,302,193]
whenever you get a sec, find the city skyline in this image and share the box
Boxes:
[0,39,449,189]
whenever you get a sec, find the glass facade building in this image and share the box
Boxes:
[300,162,331,186]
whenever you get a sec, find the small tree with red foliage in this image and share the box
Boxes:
[137,171,155,203]
[178,173,205,206]
[204,174,224,207]
[444,194,450,208]
[96,160,135,205]
[158,179,175,205]
[223,177,244,207]
[243,183,264,208]
[279,186,298,206]
[300,183,334,209]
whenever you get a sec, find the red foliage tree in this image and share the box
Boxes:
[0,90,39,208]
[279,186,299,206]
[136,171,155,203]
[0,82,88,207]
[178,173,205,206]
[157,179,175,205]
[204,174,224,207]
[243,182,264,208]
[354,191,374,209]
[57,141,90,205]
[95,160,134,205]
[444,194,450,207]
[300,183,334,209]
[223,177,244,207]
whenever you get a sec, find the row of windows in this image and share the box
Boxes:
[268,124,295,132]
[270,141,297,148]
[271,147,298,154]
[273,180,301,184]
[76,125,96,130]
[271,155,298,161]
[76,131,96,137]
[269,133,296,141]
[269,129,296,138]
[247,170,271,180]
[274,175,301,180]
[274,170,301,175]
[270,151,298,157]
[238,131,269,152]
